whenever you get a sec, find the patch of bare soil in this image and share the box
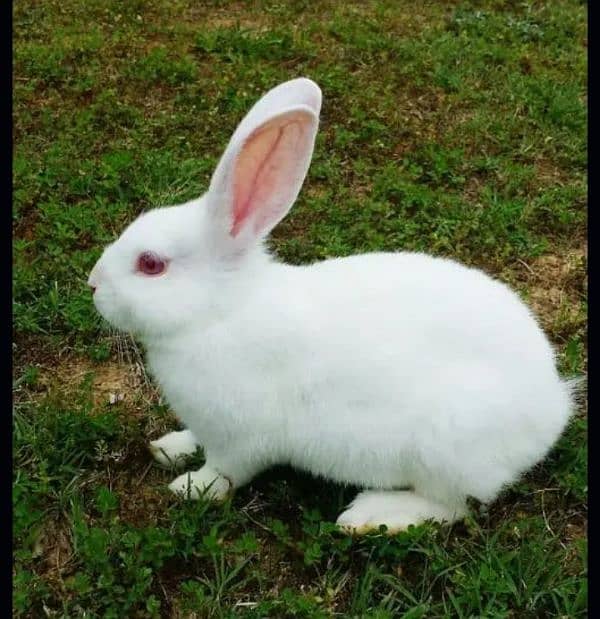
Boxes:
[16,353,161,415]
[504,242,587,337]
[33,518,74,586]
[528,245,586,326]
[533,157,571,187]
[50,359,150,406]
[167,2,269,31]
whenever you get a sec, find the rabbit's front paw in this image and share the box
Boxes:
[149,429,198,469]
[168,466,231,501]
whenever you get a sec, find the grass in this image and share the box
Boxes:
[13,0,587,616]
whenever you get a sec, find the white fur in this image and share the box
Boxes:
[149,429,198,469]
[168,466,230,501]
[336,490,466,534]
[89,78,576,532]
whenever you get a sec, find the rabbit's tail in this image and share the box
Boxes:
[564,375,587,409]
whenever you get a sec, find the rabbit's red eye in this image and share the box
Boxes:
[137,251,166,276]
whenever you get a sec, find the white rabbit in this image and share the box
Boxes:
[89,78,577,534]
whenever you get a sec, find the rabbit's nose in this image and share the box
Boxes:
[88,260,102,293]
[87,274,98,294]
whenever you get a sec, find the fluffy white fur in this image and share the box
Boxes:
[149,429,198,469]
[89,78,576,533]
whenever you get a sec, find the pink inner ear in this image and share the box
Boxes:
[230,116,306,237]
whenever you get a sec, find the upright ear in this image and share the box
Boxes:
[206,78,321,248]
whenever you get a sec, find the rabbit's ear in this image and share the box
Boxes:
[207,78,321,244]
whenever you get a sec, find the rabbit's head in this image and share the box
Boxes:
[88,78,321,337]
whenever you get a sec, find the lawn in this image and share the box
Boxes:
[13,0,587,617]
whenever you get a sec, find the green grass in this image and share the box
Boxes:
[13,0,587,616]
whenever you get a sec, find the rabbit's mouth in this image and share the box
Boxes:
[88,277,139,335]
